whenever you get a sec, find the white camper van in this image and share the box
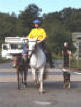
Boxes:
[1,37,26,59]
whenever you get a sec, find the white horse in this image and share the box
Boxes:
[27,38,46,93]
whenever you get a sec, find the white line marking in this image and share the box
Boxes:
[34,101,52,105]
[72,72,81,75]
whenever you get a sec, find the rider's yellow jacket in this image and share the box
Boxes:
[28,28,46,41]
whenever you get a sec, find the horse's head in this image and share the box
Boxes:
[12,53,21,68]
[27,38,37,57]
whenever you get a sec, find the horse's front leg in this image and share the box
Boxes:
[16,68,20,89]
[32,68,38,85]
[39,67,45,93]
[23,67,28,87]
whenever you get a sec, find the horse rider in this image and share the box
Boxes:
[25,19,53,68]
[22,44,28,57]
[26,19,47,49]
[22,43,30,65]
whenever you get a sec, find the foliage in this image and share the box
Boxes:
[70,59,81,68]
[19,4,42,35]
[0,56,11,63]
[0,4,81,55]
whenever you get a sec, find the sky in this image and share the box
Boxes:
[0,0,81,15]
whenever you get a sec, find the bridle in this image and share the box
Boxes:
[27,40,37,59]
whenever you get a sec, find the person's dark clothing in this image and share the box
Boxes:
[45,50,53,68]
[63,47,69,68]
[38,41,46,50]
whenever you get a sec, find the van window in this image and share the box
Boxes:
[11,44,18,49]
[11,44,22,49]
[3,45,8,50]
[18,44,22,49]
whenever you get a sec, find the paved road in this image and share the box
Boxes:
[0,81,81,107]
[0,63,12,69]
[0,63,81,107]
[0,59,63,69]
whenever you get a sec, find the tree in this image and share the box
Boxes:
[19,4,42,35]
[0,6,81,54]
[42,8,77,54]
[11,12,17,18]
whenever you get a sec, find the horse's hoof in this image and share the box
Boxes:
[24,82,27,86]
[34,81,40,88]
[35,83,40,88]
[24,84,27,88]
[39,89,46,93]
[18,87,20,90]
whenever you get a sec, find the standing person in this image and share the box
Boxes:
[26,19,47,49]
[62,42,71,68]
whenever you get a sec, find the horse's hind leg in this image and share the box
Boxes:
[17,70,20,89]
[21,71,23,84]
[17,68,23,89]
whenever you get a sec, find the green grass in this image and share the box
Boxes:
[52,53,62,60]
[70,59,81,68]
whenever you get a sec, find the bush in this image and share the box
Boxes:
[70,59,81,68]
[0,57,11,63]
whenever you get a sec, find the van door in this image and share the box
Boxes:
[1,44,9,58]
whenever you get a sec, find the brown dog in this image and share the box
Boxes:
[63,72,71,88]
